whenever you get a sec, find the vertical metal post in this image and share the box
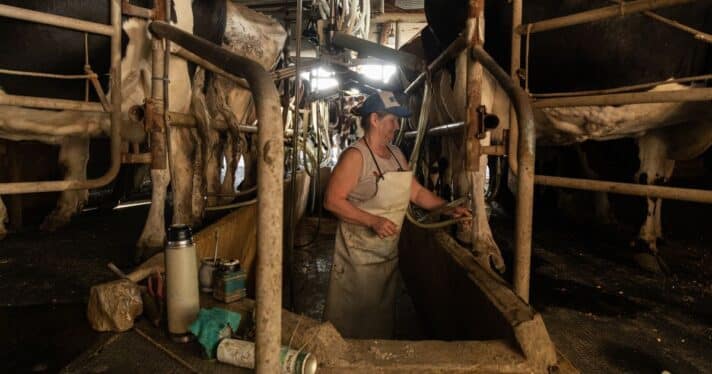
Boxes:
[148,1,167,170]
[285,0,304,310]
[109,0,122,184]
[508,0,523,164]
[509,0,532,302]
[7,144,22,229]
[465,0,484,172]
[395,21,400,49]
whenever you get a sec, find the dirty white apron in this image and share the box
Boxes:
[324,141,412,339]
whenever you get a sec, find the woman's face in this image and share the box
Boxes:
[371,113,400,143]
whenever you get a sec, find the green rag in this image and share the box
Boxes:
[189,308,242,358]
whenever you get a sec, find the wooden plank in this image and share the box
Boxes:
[194,205,258,290]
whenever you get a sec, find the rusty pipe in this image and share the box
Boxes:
[0,3,114,36]
[0,94,104,112]
[0,0,123,195]
[149,16,167,170]
[533,87,712,107]
[536,175,712,203]
[148,21,284,374]
[471,45,536,301]
[517,0,695,34]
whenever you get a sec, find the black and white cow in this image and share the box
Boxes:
[413,0,712,272]
[0,1,287,250]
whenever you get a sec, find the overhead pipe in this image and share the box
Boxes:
[148,21,284,374]
[371,12,427,24]
[332,32,425,71]
[0,0,123,195]
[404,34,468,94]
[396,34,468,146]
[470,45,536,302]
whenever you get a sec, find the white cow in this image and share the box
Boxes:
[426,57,712,272]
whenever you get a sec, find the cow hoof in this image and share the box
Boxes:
[633,252,670,274]
[135,236,165,263]
[40,215,70,232]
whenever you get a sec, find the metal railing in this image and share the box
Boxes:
[507,0,712,274]
[0,1,123,195]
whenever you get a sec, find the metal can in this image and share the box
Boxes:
[217,338,317,374]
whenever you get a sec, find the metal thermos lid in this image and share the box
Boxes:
[303,354,318,374]
[167,224,194,246]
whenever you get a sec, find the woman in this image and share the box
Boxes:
[323,91,470,338]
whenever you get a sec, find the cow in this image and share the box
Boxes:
[0,1,287,254]
[411,0,712,273]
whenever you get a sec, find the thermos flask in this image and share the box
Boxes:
[165,224,200,342]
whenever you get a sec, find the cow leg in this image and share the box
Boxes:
[240,137,258,190]
[219,133,240,204]
[633,133,675,273]
[200,127,222,208]
[136,168,170,256]
[0,196,7,239]
[471,152,506,273]
[450,135,504,273]
[574,144,616,225]
[192,134,206,221]
[191,68,211,215]
[40,137,89,232]
[170,128,196,225]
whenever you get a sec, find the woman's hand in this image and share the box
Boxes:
[370,216,399,238]
[445,206,472,218]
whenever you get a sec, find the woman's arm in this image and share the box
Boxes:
[410,178,471,217]
[324,148,399,238]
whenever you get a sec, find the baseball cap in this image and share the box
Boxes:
[354,90,412,118]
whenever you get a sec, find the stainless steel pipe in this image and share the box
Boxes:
[404,34,468,94]
[403,122,465,139]
[148,21,284,374]
[332,32,424,71]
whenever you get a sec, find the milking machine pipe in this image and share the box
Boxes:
[148,21,284,374]
[331,32,425,71]
[396,34,468,146]
[0,0,122,195]
[470,45,536,302]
